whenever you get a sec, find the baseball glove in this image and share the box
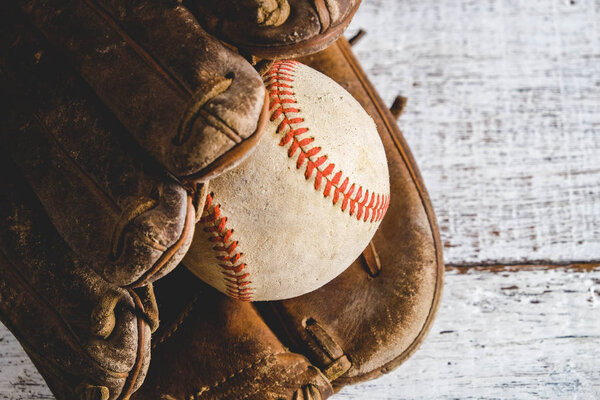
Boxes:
[127,38,443,399]
[185,0,362,58]
[0,36,442,400]
[0,156,151,400]
[1,0,442,396]
[0,12,196,298]
[14,0,268,181]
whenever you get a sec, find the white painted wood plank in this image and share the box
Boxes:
[2,266,598,399]
[346,0,600,265]
[0,329,52,399]
[337,265,600,399]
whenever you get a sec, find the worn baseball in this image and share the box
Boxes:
[184,61,390,301]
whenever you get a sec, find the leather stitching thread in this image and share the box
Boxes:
[153,295,198,348]
[201,193,252,301]
[200,61,390,302]
[265,60,390,223]
[191,352,286,399]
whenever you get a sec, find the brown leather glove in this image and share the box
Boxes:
[1,2,441,397]
[278,39,443,387]
[14,0,268,181]
[0,12,197,296]
[132,268,335,400]
[130,38,443,399]
[186,0,362,58]
[0,157,151,400]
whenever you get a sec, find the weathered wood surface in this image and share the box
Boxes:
[1,266,598,399]
[0,329,52,399]
[346,0,600,265]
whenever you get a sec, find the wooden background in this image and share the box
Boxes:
[1,0,599,398]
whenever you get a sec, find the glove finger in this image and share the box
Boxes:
[0,157,151,400]
[108,182,195,287]
[15,0,268,180]
[186,0,362,58]
[0,12,195,287]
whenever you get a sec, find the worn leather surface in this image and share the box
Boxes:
[0,157,151,400]
[0,16,442,397]
[186,0,361,58]
[262,38,444,388]
[131,268,334,400]
[130,38,442,399]
[0,10,196,290]
[15,0,268,181]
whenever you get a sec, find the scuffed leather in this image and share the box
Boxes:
[131,268,334,400]
[259,39,444,388]
[15,0,267,180]
[0,159,151,400]
[186,0,361,58]
[0,11,195,289]
[133,39,442,399]
[0,25,442,400]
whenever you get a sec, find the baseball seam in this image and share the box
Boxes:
[265,60,390,222]
[201,193,252,301]
[201,61,390,301]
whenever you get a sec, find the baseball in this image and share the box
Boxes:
[183,61,390,301]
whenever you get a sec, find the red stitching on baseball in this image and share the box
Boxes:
[202,61,389,301]
[201,193,252,301]
[264,60,390,223]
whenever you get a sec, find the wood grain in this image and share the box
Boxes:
[346,0,600,265]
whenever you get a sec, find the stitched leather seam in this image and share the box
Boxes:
[201,61,389,301]
[265,60,390,223]
[191,351,286,399]
[153,295,199,348]
[201,193,253,301]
